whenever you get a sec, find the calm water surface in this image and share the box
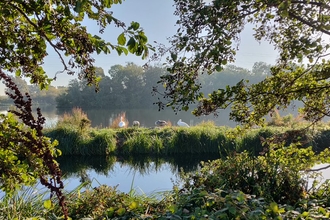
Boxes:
[46,107,237,128]
[57,154,220,194]
[62,162,178,194]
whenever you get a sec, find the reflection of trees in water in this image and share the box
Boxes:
[117,156,178,177]
[170,153,221,173]
[57,155,116,177]
[77,170,91,184]
[58,154,221,179]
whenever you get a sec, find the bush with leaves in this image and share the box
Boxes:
[179,142,330,205]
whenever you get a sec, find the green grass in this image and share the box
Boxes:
[44,124,330,156]
[45,127,116,155]
[0,185,50,219]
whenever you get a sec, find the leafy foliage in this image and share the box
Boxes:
[3,148,330,219]
[0,0,152,89]
[0,0,154,219]
[0,71,67,217]
[155,0,330,127]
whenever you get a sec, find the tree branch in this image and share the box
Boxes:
[288,11,330,36]
[306,164,330,172]
[8,2,69,73]
[291,1,330,10]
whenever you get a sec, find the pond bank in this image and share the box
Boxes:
[44,125,330,156]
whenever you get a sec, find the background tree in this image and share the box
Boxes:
[156,0,330,126]
[56,63,268,110]
[5,76,30,95]
[252,62,273,76]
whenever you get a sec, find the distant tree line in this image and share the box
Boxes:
[0,76,66,107]
[56,62,272,109]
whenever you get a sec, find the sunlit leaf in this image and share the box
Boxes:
[44,199,52,209]
[117,33,126,46]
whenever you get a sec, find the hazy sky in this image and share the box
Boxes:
[0,0,279,94]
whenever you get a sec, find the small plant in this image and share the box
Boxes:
[196,120,216,127]
[267,108,307,127]
[0,185,51,219]
[178,142,324,205]
[57,107,91,132]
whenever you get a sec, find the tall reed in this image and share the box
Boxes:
[0,186,50,219]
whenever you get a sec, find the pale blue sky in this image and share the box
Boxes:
[1,0,278,94]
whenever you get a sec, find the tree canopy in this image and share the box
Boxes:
[156,0,330,127]
[0,0,151,89]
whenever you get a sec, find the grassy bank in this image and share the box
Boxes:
[43,107,330,156]
[44,124,330,156]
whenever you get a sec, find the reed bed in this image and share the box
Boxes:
[45,128,116,155]
[44,126,268,156]
[45,121,330,156]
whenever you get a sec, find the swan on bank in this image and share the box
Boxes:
[118,116,126,128]
[177,119,189,127]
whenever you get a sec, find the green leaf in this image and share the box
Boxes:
[171,53,178,61]
[269,202,279,213]
[74,1,83,13]
[182,106,189,111]
[138,32,148,43]
[126,37,136,52]
[104,0,113,7]
[44,199,52,209]
[120,47,128,55]
[129,21,140,30]
[229,206,237,215]
[15,69,21,77]
[215,65,222,72]
[117,33,126,46]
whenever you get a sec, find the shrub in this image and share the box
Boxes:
[179,143,322,204]
[56,107,91,133]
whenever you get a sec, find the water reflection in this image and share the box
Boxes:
[57,154,221,193]
[0,105,239,128]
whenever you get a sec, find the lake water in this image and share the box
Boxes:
[57,154,220,195]
[42,107,238,128]
[62,162,178,194]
